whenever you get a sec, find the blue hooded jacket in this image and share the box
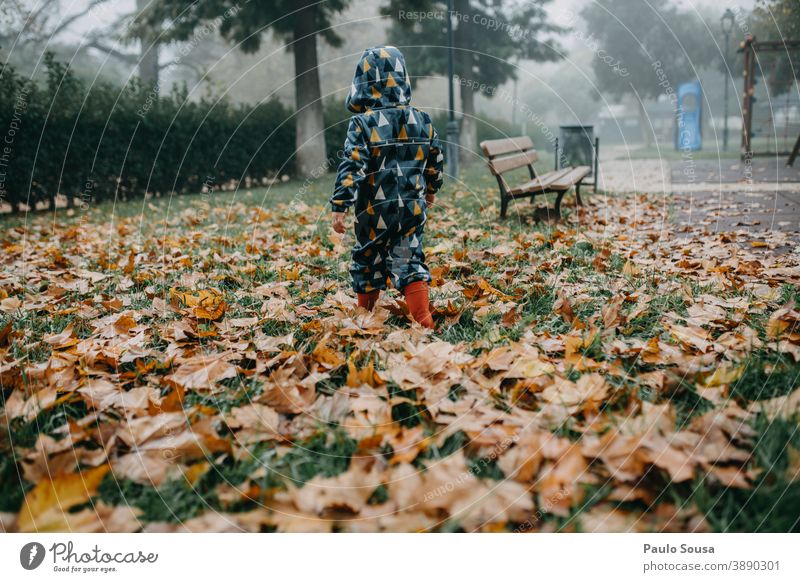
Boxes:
[330,46,444,214]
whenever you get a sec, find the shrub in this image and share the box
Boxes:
[0,54,295,212]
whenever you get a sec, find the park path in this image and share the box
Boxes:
[596,155,800,254]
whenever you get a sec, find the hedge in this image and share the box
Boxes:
[0,54,296,212]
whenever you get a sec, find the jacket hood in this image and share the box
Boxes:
[346,45,412,113]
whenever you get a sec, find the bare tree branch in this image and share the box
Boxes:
[84,39,138,64]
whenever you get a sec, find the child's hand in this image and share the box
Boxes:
[332,212,346,234]
[425,193,436,207]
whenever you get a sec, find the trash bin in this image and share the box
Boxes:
[556,125,599,190]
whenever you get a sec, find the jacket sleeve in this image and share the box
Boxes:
[425,123,445,195]
[330,118,368,213]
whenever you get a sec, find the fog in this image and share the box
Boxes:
[1,0,793,155]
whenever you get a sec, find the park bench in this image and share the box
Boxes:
[480,136,597,219]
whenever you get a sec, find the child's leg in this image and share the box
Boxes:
[392,221,434,328]
[350,221,390,311]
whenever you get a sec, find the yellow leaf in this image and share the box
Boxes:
[512,358,555,378]
[704,365,743,387]
[346,360,384,387]
[17,465,110,532]
[169,288,226,321]
[183,462,210,485]
[477,278,514,301]
[622,260,641,276]
[312,341,345,370]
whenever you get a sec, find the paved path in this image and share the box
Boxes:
[597,156,799,253]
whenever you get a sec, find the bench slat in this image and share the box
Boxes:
[480,136,534,158]
[549,166,591,191]
[508,167,574,196]
[487,150,540,175]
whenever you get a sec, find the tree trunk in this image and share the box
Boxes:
[637,98,652,148]
[137,0,159,90]
[454,0,476,165]
[293,4,327,178]
[459,86,478,165]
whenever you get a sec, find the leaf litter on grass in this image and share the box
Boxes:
[1,191,799,532]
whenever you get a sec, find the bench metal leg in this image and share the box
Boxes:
[575,182,584,206]
[554,190,565,218]
[788,133,800,167]
[500,194,509,219]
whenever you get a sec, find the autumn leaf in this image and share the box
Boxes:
[553,290,575,324]
[169,288,226,321]
[622,260,641,276]
[5,165,799,533]
[17,465,110,532]
[164,353,237,390]
[346,360,384,387]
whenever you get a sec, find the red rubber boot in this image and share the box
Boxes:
[357,289,380,311]
[402,281,434,329]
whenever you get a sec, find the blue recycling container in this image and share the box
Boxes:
[675,80,702,151]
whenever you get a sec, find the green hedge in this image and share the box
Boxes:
[0,54,295,212]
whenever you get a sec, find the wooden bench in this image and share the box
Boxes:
[480,136,596,219]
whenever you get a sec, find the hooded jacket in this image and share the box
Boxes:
[330,46,444,214]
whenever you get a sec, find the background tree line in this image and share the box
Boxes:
[2,0,795,211]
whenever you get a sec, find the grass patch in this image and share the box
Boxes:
[0,453,32,512]
[97,474,215,523]
[688,414,800,532]
[730,354,800,402]
[277,428,357,485]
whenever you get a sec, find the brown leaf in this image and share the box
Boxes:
[164,353,237,390]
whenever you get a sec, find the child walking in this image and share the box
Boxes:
[331,46,444,329]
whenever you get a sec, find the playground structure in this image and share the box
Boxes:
[739,35,800,164]
[676,80,703,152]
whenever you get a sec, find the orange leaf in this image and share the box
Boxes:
[17,465,110,532]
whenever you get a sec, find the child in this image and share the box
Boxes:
[331,46,444,329]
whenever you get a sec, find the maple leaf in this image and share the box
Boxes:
[16,465,110,532]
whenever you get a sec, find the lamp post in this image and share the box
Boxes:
[721,8,735,152]
[446,0,460,179]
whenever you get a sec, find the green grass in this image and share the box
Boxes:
[0,163,496,230]
[278,428,358,485]
[0,453,32,512]
[730,353,800,403]
[688,414,800,532]
[5,400,88,450]
[97,473,216,523]
[94,427,359,524]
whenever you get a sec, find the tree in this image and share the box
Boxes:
[0,0,165,89]
[753,0,800,40]
[383,0,562,164]
[581,0,716,146]
[751,0,800,95]
[135,0,161,90]
[144,0,352,177]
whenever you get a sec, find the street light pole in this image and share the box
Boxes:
[721,9,735,152]
[446,0,460,179]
